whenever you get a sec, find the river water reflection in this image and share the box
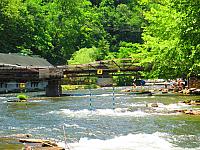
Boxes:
[0,87,200,150]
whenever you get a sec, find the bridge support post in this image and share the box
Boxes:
[46,79,62,97]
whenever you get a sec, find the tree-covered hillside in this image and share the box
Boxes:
[0,0,199,78]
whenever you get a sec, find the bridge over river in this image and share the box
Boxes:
[0,53,150,96]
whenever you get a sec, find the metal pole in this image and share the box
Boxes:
[62,125,70,150]
[89,87,92,110]
[112,85,115,110]
[88,64,92,110]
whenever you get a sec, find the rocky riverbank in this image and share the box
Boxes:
[146,100,200,115]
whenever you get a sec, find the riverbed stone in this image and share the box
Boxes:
[146,103,158,107]
[184,110,200,115]
[181,100,200,105]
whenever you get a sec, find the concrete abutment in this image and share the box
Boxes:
[46,79,62,97]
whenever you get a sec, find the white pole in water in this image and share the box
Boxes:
[112,85,115,110]
[63,125,70,150]
[89,87,92,110]
[88,64,92,110]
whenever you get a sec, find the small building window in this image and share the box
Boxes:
[31,82,39,87]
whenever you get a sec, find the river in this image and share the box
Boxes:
[0,86,200,150]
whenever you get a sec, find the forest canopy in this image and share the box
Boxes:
[0,0,199,78]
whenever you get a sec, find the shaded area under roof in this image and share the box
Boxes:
[0,53,53,68]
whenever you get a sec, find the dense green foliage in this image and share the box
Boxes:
[68,47,102,64]
[139,0,200,78]
[0,0,199,78]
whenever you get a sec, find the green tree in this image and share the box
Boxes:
[139,0,187,78]
[117,42,142,59]
[0,0,30,53]
[68,47,101,65]
[138,0,200,78]
[98,0,143,52]
[46,0,106,64]
[173,0,200,76]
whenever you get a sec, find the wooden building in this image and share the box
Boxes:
[0,53,53,93]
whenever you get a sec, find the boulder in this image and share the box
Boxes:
[121,89,131,92]
[184,110,200,115]
[189,88,196,91]
[182,100,200,105]
[146,103,158,107]
[162,89,168,94]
